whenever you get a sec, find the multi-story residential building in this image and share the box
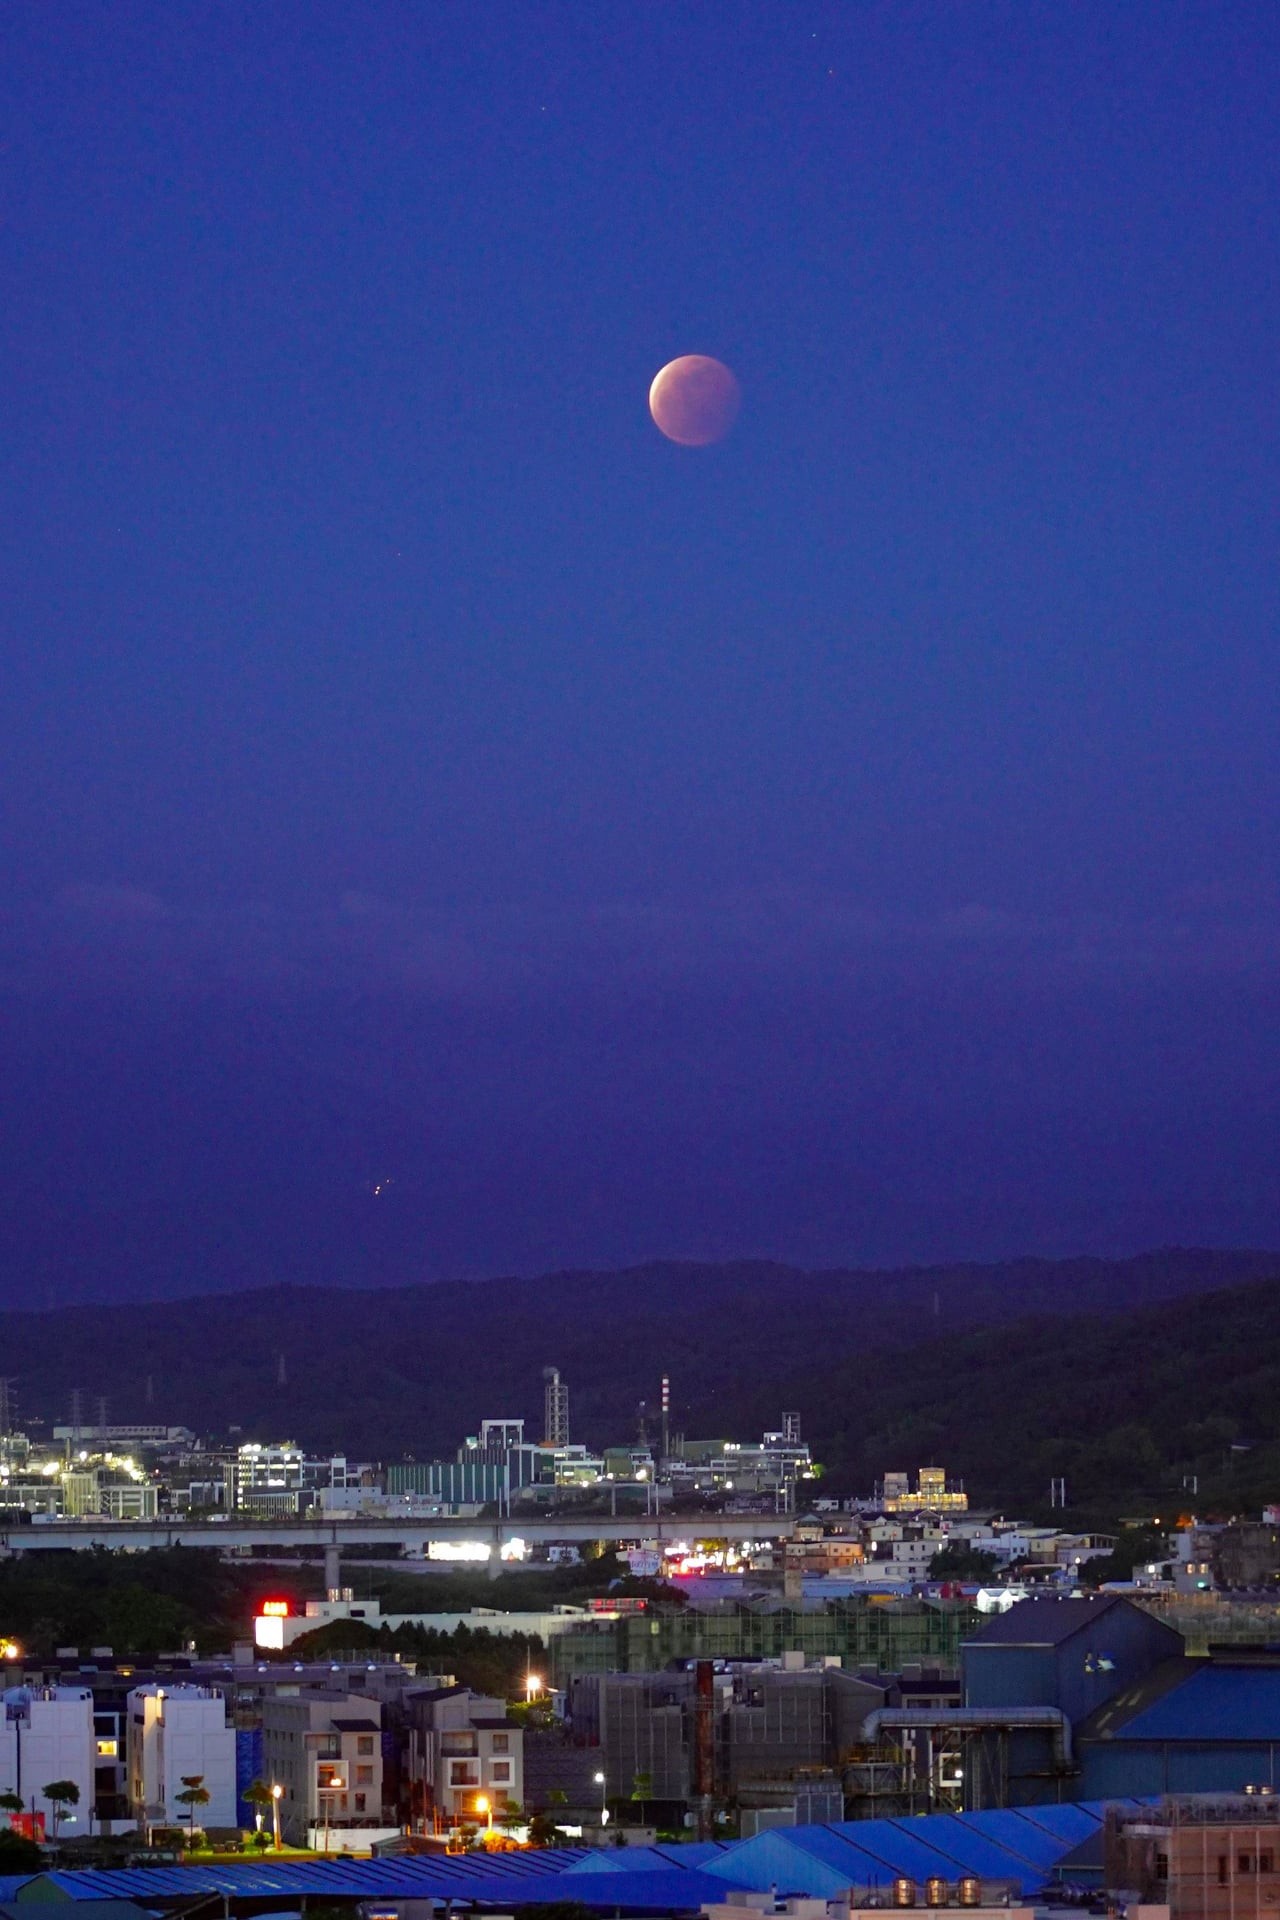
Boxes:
[405,1686,522,1829]
[126,1683,237,1831]
[261,1691,384,1844]
[0,1687,96,1832]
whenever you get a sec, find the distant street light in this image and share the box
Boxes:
[270,1782,283,1849]
[594,1770,608,1825]
[475,1793,493,1833]
[525,1672,542,1702]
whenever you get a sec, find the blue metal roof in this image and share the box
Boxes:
[877,1816,1047,1887]
[562,1842,727,1875]
[701,1810,1091,1899]
[947,1809,1083,1869]
[17,1801,1144,1905]
[702,1828,889,1897]
[1010,1802,1107,1848]
[566,1847,680,1874]
[1112,1666,1280,1742]
[655,1843,730,1866]
[441,1867,732,1908]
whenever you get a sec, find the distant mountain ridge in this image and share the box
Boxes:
[1,1247,1274,1469]
[805,1270,1280,1516]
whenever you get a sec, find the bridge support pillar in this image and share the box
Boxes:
[324,1543,341,1594]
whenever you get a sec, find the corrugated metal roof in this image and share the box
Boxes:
[1107,1664,1280,1742]
[701,1811,1081,1898]
[18,1801,1138,1905]
[451,1867,730,1908]
[702,1827,908,1897]
[964,1596,1125,1648]
[948,1809,1080,1869]
[566,1847,681,1874]
[1010,1802,1107,1848]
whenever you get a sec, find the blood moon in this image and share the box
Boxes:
[648,355,740,446]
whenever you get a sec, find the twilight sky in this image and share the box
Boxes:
[2,3,1278,1302]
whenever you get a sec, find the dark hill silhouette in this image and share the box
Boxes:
[1,1246,1273,1464]
[803,1271,1280,1514]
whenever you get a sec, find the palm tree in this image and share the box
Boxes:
[42,1781,80,1843]
[242,1779,274,1839]
[174,1775,210,1847]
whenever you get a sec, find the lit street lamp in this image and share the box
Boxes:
[594,1770,608,1826]
[475,1793,493,1834]
[270,1782,283,1849]
[524,1672,542,1703]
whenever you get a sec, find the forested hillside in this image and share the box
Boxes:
[0,1249,1272,1494]
[806,1275,1280,1516]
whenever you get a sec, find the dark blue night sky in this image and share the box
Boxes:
[2,4,1277,1300]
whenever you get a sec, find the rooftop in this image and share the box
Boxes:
[964,1595,1127,1648]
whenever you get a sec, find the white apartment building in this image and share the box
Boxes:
[126,1684,236,1831]
[0,1687,95,1832]
[406,1685,523,1828]
[261,1691,384,1845]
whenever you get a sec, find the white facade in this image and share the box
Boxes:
[407,1687,523,1827]
[262,1691,385,1845]
[0,1687,96,1831]
[126,1684,236,1830]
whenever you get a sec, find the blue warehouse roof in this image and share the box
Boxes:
[1103,1664,1280,1743]
[4,1801,1150,1908]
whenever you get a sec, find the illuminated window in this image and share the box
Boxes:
[96,1738,118,1758]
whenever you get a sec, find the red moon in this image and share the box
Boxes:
[649,355,740,446]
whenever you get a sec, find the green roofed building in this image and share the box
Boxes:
[547,1598,979,1687]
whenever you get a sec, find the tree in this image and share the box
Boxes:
[42,1780,79,1842]
[174,1774,210,1845]
[242,1779,274,1837]
[0,1791,23,1815]
[927,1542,1001,1582]
[0,1831,43,1871]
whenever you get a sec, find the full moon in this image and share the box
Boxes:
[648,355,740,446]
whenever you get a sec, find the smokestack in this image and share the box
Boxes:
[694,1659,715,1839]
